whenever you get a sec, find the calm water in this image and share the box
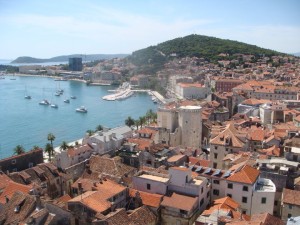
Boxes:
[0,76,157,158]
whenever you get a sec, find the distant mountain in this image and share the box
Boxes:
[11,54,129,64]
[292,52,300,57]
[128,34,283,72]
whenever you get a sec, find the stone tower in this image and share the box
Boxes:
[178,105,202,148]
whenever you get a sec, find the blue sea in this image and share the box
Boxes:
[0,76,157,158]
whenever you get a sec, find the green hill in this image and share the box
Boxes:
[129,34,282,72]
[11,54,129,64]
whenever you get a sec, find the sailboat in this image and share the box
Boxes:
[24,86,31,99]
[50,91,58,108]
[39,88,50,106]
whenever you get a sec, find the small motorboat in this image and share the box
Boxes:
[24,95,31,99]
[64,99,70,103]
[71,96,77,99]
[39,99,50,105]
[51,104,58,108]
[76,106,88,113]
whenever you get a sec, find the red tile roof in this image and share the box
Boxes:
[161,193,198,212]
[282,188,300,206]
[227,165,260,184]
[0,181,32,204]
[129,188,163,208]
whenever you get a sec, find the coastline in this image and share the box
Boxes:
[5,73,88,84]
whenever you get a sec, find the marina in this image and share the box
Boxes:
[0,75,157,158]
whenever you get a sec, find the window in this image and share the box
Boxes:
[242,197,247,203]
[28,162,33,168]
[288,214,292,218]
[213,180,220,184]
[261,197,266,204]
[180,210,187,215]
[274,200,278,206]
[11,159,16,164]
[213,189,219,196]
[289,204,293,210]
[200,198,204,206]
[146,183,151,190]
[227,194,232,198]
[213,163,217,168]
[207,192,210,198]
[242,210,247,214]
[227,183,233,189]
[243,186,248,192]
[214,146,218,150]
[214,153,218,159]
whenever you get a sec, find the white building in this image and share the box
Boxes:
[133,166,210,213]
[175,83,210,100]
[197,164,276,216]
[54,144,93,170]
[82,126,133,155]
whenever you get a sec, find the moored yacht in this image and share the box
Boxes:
[51,104,58,108]
[39,99,50,105]
[76,106,88,113]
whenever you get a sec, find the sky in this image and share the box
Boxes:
[0,0,300,59]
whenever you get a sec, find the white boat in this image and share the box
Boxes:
[39,99,50,105]
[71,96,77,99]
[55,92,61,96]
[64,99,70,103]
[76,106,88,113]
[51,104,58,108]
[24,86,31,99]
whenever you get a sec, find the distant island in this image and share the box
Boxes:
[11,54,129,64]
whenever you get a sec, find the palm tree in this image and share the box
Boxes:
[44,143,52,162]
[86,129,94,136]
[60,141,69,151]
[47,133,56,149]
[95,124,103,132]
[139,116,146,128]
[13,145,25,155]
[134,119,139,130]
[32,145,40,150]
[125,116,135,127]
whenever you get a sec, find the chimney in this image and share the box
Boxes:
[78,182,82,192]
[5,195,9,203]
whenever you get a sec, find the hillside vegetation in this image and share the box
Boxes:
[129,34,282,73]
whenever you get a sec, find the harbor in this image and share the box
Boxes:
[102,82,166,104]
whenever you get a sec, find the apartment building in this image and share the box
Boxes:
[191,164,276,216]
[209,123,248,169]
[215,79,243,92]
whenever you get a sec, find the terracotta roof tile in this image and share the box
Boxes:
[161,193,198,212]
[227,165,259,184]
[128,205,157,225]
[129,188,163,208]
[0,181,32,204]
[282,188,300,206]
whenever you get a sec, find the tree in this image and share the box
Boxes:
[32,145,40,150]
[47,133,56,149]
[95,124,103,132]
[86,130,94,136]
[60,141,69,151]
[139,116,146,128]
[125,116,135,127]
[13,145,25,155]
[44,143,53,162]
[134,120,140,130]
